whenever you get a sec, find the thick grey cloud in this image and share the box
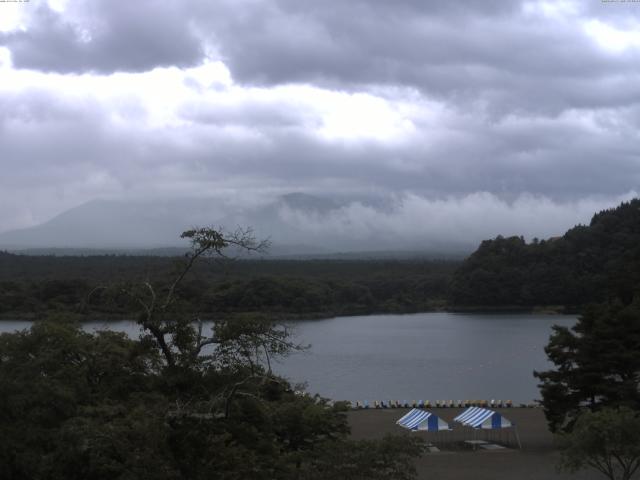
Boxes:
[4,1,640,115]
[207,0,640,116]
[2,83,637,216]
[1,0,640,248]
[1,1,203,73]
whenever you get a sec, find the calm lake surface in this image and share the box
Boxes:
[1,312,575,403]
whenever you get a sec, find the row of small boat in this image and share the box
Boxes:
[350,399,528,409]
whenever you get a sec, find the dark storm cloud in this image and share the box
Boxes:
[4,78,638,203]
[1,1,203,73]
[5,0,640,116]
[172,95,640,199]
[206,0,640,115]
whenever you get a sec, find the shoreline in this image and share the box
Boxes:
[0,305,577,322]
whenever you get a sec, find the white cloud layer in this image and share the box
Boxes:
[274,191,640,250]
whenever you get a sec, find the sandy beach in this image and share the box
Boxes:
[348,408,603,480]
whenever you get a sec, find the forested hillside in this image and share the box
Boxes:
[450,199,640,308]
[0,253,456,319]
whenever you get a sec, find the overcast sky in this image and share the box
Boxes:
[1,0,639,245]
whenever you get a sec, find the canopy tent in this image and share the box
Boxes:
[453,406,512,429]
[453,406,521,449]
[396,409,451,431]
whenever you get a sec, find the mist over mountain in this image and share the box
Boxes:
[1,192,634,257]
[0,198,228,250]
[0,193,452,255]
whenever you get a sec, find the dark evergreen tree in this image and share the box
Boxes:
[535,301,640,432]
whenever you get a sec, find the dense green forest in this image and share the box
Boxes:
[0,253,456,319]
[450,199,640,309]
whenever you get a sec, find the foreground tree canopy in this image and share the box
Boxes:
[0,227,423,480]
[535,300,640,433]
[558,407,640,480]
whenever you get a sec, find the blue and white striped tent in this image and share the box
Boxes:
[453,407,513,429]
[396,409,451,431]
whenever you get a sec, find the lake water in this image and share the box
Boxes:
[0,312,575,403]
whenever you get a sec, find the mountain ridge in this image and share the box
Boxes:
[0,193,476,256]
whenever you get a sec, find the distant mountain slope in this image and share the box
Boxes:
[450,199,640,307]
[0,198,224,249]
[0,194,339,251]
[0,193,475,256]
